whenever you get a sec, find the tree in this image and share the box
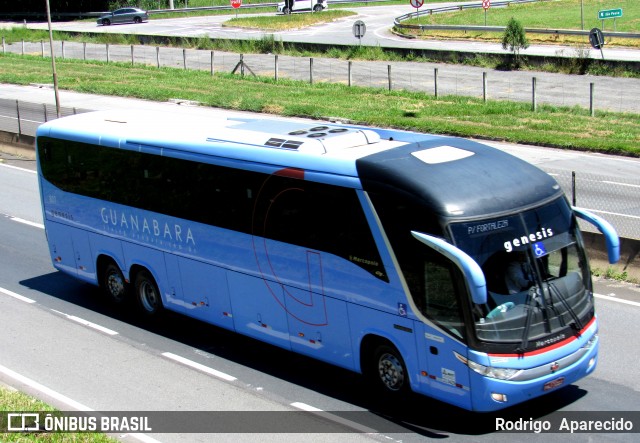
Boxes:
[501,18,529,67]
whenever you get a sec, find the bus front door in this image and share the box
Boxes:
[417,323,472,410]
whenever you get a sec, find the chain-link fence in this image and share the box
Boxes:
[3,39,640,114]
[0,98,89,137]
[546,169,640,241]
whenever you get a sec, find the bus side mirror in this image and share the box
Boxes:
[411,231,487,305]
[573,207,620,264]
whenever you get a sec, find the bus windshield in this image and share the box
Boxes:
[449,198,593,350]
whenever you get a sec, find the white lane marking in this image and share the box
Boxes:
[595,293,640,308]
[8,215,45,229]
[0,364,163,443]
[602,180,640,189]
[50,309,119,336]
[0,163,37,174]
[0,363,93,411]
[290,402,379,434]
[162,352,237,381]
[0,286,36,303]
[585,208,640,221]
[290,402,323,412]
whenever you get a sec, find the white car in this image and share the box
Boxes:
[277,0,328,14]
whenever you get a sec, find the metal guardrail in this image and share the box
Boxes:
[394,0,640,39]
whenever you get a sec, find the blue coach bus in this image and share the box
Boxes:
[35,111,619,412]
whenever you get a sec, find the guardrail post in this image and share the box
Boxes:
[61,40,65,59]
[43,103,48,123]
[41,40,44,58]
[348,61,352,87]
[482,72,487,102]
[131,45,134,66]
[532,77,537,112]
[434,68,438,98]
[571,171,576,206]
[15,100,22,137]
[310,58,314,84]
[210,50,214,76]
[589,82,595,117]
[183,48,187,70]
[2,37,5,54]
[156,46,160,68]
[83,42,86,61]
[274,55,279,81]
[388,65,392,91]
[106,43,110,63]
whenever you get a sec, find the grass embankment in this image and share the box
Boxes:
[0,385,116,442]
[224,10,356,31]
[399,0,640,48]
[0,53,638,156]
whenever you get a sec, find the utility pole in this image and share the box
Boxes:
[45,0,61,118]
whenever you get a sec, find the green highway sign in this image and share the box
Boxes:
[598,8,623,20]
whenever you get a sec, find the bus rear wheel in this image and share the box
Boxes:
[134,270,163,317]
[373,344,408,393]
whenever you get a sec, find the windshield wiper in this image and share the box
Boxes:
[515,286,538,354]
[548,281,583,333]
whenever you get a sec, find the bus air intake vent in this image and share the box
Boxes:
[265,138,304,150]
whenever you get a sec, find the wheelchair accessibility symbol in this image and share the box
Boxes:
[533,242,547,257]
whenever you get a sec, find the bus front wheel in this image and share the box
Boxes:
[373,344,408,393]
[134,270,163,317]
[101,261,128,304]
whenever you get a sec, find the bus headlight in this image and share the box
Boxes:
[582,333,598,350]
[455,352,521,380]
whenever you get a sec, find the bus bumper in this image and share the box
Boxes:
[469,334,599,412]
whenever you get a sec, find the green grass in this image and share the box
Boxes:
[399,0,640,48]
[0,53,638,156]
[224,10,356,31]
[0,385,117,442]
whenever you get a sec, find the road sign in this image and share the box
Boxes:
[482,0,491,10]
[353,20,366,39]
[230,0,242,9]
[589,28,605,50]
[410,0,424,8]
[598,8,622,20]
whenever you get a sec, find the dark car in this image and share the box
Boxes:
[97,8,149,26]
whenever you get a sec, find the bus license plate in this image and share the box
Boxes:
[543,377,565,391]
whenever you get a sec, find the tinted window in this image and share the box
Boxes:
[38,138,386,280]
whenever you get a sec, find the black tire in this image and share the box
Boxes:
[134,270,163,317]
[313,4,322,12]
[100,261,129,305]
[102,18,110,26]
[133,17,142,24]
[283,7,291,15]
[372,344,409,393]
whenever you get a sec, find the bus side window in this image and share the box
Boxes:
[255,176,387,280]
[403,257,465,340]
